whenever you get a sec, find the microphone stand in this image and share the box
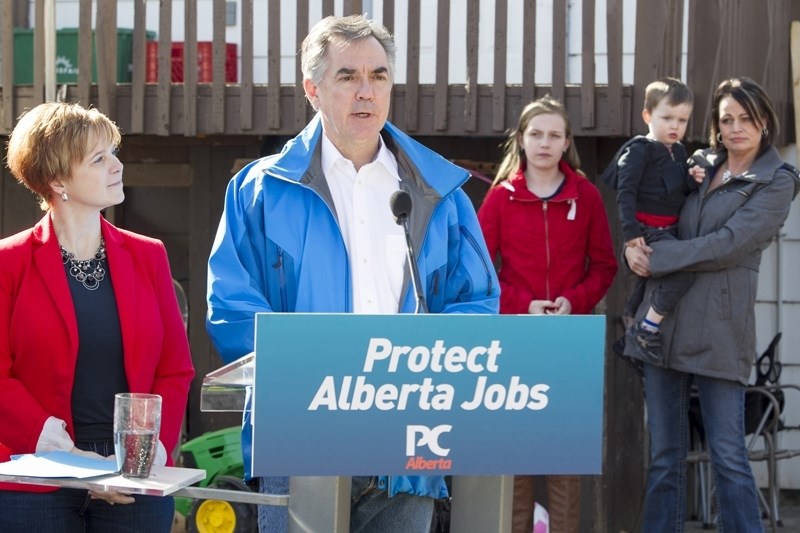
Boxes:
[397,213,428,314]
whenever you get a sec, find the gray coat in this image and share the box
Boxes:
[627,145,799,384]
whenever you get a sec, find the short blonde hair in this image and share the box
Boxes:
[6,102,121,209]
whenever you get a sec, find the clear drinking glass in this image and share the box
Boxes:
[113,393,162,478]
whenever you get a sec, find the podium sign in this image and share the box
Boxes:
[252,313,604,477]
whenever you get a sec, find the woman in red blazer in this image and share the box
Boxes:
[0,102,195,532]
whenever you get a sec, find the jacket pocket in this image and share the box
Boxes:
[717,270,732,321]
[266,240,296,312]
[425,268,443,312]
[459,225,494,297]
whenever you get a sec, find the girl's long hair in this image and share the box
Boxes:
[493,95,582,186]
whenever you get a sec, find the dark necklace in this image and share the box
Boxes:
[61,238,107,291]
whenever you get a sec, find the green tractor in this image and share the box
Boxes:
[175,426,258,533]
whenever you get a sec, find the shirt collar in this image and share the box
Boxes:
[320,133,400,180]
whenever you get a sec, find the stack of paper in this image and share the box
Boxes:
[0,451,118,479]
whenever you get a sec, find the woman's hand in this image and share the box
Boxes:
[88,490,136,505]
[528,300,557,315]
[625,244,652,277]
[70,448,135,505]
[69,447,104,460]
[625,236,646,249]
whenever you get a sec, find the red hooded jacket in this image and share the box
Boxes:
[478,161,618,314]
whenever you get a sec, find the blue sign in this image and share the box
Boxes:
[251,313,605,476]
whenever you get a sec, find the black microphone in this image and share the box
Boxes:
[390,190,428,314]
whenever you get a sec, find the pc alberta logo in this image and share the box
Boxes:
[405,424,453,470]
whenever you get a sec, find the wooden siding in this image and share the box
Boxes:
[0,0,796,142]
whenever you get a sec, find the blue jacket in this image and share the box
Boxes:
[206,115,500,498]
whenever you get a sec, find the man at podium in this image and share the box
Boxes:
[206,13,499,533]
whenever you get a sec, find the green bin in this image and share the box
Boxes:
[13,28,153,84]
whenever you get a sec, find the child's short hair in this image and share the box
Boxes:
[644,77,694,112]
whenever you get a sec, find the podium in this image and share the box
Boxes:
[202,313,606,532]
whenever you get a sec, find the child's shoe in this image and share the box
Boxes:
[612,335,644,377]
[626,322,663,365]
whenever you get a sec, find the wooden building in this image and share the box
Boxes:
[1,1,799,530]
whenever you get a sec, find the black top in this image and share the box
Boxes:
[65,260,128,442]
[539,177,567,201]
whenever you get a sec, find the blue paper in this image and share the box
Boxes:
[0,450,118,478]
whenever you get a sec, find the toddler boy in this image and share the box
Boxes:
[600,77,700,365]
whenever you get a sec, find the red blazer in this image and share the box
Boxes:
[0,214,194,491]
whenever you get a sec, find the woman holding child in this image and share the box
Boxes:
[625,77,799,530]
[478,96,617,533]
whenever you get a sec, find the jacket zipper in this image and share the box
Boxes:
[543,201,551,301]
[272,246,288,312]
[459,226,494,296]
[514,192,572,302]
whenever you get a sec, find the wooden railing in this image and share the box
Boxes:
[0,0,795,143]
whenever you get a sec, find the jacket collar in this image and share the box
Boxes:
[100,217,137,369]
[32,211,126,245]
[703,145,784,185]
[502,161,582,220]
[32,213,136,363]
[506,159,582,202]
[32,214,78,354]
[746,145,787,183]
[263,114,470,198]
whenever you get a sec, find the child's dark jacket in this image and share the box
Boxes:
[601,136,694,242]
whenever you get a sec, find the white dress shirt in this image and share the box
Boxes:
[321,134,406,314]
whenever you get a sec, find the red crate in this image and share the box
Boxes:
[146,41,237,83]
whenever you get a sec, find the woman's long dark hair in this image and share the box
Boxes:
[709,77,778,155]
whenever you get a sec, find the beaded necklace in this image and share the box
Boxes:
[60,238,107,290]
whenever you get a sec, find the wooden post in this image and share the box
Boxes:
[450,476,513,533]
[791,21,800,166]
[43,0,54,102]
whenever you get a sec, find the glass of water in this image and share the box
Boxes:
[113,393,161,478]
